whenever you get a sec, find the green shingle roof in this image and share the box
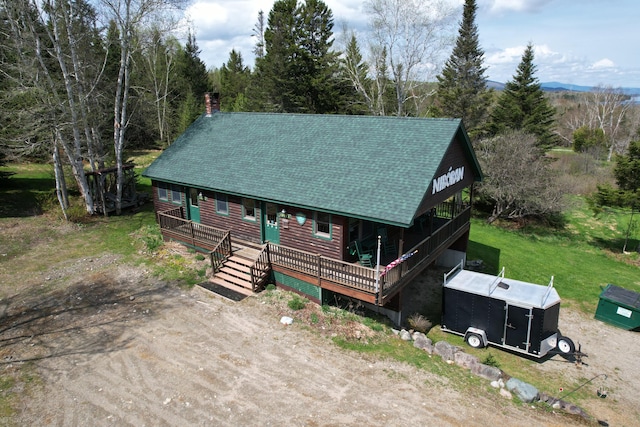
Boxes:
[143,112,476,227]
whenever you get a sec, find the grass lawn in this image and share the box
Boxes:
[468,202,639,313]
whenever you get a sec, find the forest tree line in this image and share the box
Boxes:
[0,0,638,226]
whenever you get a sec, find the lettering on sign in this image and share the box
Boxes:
[432,166,465,194]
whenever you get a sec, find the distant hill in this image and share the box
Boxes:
[487,80,640,96]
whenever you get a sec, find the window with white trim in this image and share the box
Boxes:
[158,184,168,201]
[242,198,256,221]
[215,193,229,215]
[314,212,331,239]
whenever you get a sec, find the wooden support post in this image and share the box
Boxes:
[250,265,256,291]
[265,243,271,266]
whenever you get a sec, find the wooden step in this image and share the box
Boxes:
[228,255,256,267]
[221,261,252,275]
[232,246,263,260]
[216,271,252,289]
[209,277,254,295]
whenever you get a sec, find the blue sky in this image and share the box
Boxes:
[183,0,640,88]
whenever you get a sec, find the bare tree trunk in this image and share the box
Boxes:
[113,29,132,216]
[104,0,185,214]
[52,140,69,220]
[47,1,95,214]
[586,85,631,161]
[4,0,99,215]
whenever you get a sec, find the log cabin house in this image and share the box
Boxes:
[143,94,483,324]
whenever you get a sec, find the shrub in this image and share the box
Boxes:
[482,353,500,368]
[287,295,307,311]
[138,225,163,253]
[407,313,432,333]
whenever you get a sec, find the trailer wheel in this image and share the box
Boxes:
[557,336,575,354]
[466,333,484,349]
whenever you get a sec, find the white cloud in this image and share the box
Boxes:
[591,58,615,69]
[481,0,552,14]
[485,45,526,64]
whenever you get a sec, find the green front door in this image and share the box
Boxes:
[262,202,280,244]
[187,188,201,223]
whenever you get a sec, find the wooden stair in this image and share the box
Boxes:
[203,245,269,300]
[211,255,255,293]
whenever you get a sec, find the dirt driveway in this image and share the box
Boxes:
[1,259,638,426]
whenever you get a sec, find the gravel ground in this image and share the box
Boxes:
[0,256,637,426]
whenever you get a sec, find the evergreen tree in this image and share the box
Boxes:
[341,33,394,115]
[252,0,297,111]
[220,49,251,112]
[615,140,640,195]
[589,140,640,252]
[572,126,607,157]
[296,0,341,113]
[434,0,491,139]
[254,0,342,113]
[252,10,266,60]
[487,43,558,148]
[174,30,210,130]
[340,34,373,115]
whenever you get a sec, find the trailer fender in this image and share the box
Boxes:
[464,328,487,348]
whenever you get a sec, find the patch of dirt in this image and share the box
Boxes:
[0,257,638,426]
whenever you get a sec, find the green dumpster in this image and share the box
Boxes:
[595,284,640,331]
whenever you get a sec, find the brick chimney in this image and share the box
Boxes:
[205,92,220,117]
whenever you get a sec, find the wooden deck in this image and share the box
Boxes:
[156,205,471,306]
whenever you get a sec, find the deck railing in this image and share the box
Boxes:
[157,209,227,250]
[379,206,471,296]
[156,204,471,303]
[269,245,378,293]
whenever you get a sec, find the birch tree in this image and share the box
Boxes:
[139,25,180,146]
[364,0,457,116]
[2,0,107,215]
[584,85,632,161]
[98,0,185,213]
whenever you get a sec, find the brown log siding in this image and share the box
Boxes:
[151,182,347,261]
[198,192,262,244]
[151,180,184,213]
[277,207,345,261]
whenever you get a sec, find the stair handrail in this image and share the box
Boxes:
[250,244,271,291]
[209,231,232,273]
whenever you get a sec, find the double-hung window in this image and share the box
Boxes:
[313,212,331,239]
[158,184,168,201]
[216,193,229,215]
[170,185,182,204]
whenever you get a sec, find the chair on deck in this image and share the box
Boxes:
[378,227,396,256]
[350,241,373,268]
